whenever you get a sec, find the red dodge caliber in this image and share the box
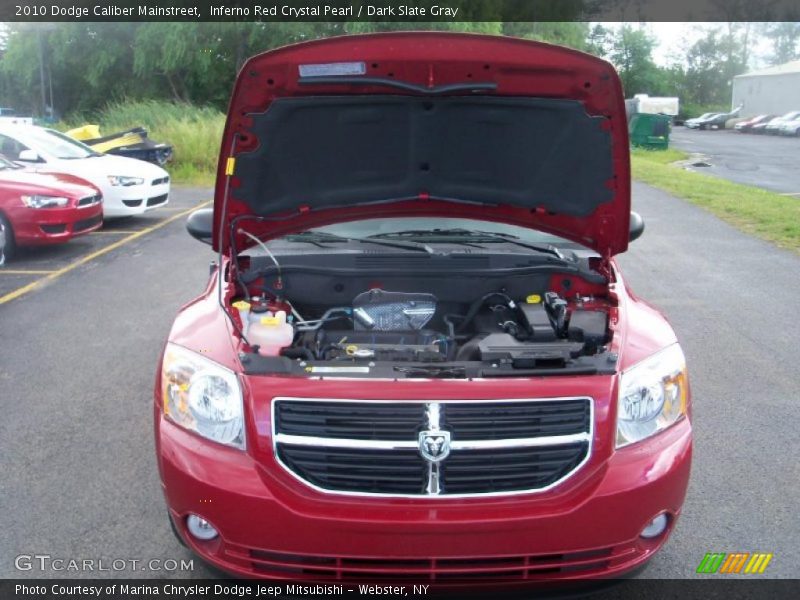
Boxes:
[0,155,102,263]
[156,33,692,585]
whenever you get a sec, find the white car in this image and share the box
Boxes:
[777,115,800,136]
[764,111,800,135]
[0,125,170,218]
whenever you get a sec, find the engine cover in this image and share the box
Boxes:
[352,289,437,331]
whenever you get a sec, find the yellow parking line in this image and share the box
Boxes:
[90,229,143,234]
[0,201,210,306]
[0,269,58,275]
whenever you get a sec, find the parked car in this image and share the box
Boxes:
[684,112,721,129]
[777,115,800,136]
[0,125,170,218]
[156,33,692,584]
[685,106,741,130]
[734,114,774,132]
[763,111,800,135]
[0,154,102,262]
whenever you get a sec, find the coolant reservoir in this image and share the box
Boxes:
[231,300,251,335]
[248,310,294,356]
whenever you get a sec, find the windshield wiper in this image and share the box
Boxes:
[368,229,568,261]
[282,231,434,254]
[298,76,497,95]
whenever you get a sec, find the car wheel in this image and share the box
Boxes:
[0,213,15,265]
[167,512,188,548]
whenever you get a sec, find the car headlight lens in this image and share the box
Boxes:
[616,344,688,447]
[161,343,244,449]
[107,175,144,186]
[21,194,69,208]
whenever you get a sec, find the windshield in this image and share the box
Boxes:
[24,128,100,159]
[304,218,587,249]
[0,155,20,170]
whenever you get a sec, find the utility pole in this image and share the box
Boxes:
[37,27,47,118]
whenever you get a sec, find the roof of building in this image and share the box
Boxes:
[735,60,800,78]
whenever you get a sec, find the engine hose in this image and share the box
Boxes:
[280,347,315,361]
[455,292,518,333]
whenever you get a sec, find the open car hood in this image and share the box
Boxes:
[214,33,631,258]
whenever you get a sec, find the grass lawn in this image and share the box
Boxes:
[631,147,800,253]
[59,100,223,187]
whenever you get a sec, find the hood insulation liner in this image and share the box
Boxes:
[235,95,613,218]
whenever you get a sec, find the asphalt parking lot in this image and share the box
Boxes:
[1,183,798,580]
[670,126,800,195]
[0,192,210,303]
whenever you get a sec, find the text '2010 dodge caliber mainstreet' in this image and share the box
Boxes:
[155,33,692,585]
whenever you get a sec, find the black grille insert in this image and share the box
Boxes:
[275,399,589,441]
[146,194,168,207]
[77,194,101,207]
[273,398,592,497]
[74,214,102,232]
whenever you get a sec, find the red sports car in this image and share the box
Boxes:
[156,33,691,586]
[0,154,102,262]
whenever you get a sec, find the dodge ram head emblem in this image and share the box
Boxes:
[418,430,451,462]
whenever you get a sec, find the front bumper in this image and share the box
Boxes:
[157,410,691,583]
[7,202,103,246]
[102,182,169,217]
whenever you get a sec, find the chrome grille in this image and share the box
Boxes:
[272,397,592,498]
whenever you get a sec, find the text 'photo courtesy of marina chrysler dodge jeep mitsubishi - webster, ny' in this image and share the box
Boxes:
[155,33,692,585]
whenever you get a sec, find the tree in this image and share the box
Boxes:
[502,22,589,51]
[607,24,660,95]
[762,22,800,65]
[682,25,748,107]
[585,24,613,58]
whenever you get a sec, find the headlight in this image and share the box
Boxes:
[616,344,688,447]
[21,194,69,208]
[107,175,144,186]
[161,343,244,449]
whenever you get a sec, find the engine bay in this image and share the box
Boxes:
[229,254,618,378]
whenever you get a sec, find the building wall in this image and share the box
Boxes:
[732,73,800,117]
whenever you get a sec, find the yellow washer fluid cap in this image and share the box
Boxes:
[526,294,542,304]
[232,300,251,310]
[261,316,280,326]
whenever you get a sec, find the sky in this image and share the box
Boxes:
[620,22,773,70]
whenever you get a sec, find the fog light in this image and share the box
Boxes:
[186,514,218,540]
[640,513,669,539]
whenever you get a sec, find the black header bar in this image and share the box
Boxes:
[2,0,799,23]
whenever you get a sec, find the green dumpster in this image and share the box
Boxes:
[629,113,671,149]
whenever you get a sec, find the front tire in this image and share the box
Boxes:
[0,213,15,265]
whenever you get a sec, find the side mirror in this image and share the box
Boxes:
[186,208,214,245]
[629,211,645,242]
[17,149,42,162]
